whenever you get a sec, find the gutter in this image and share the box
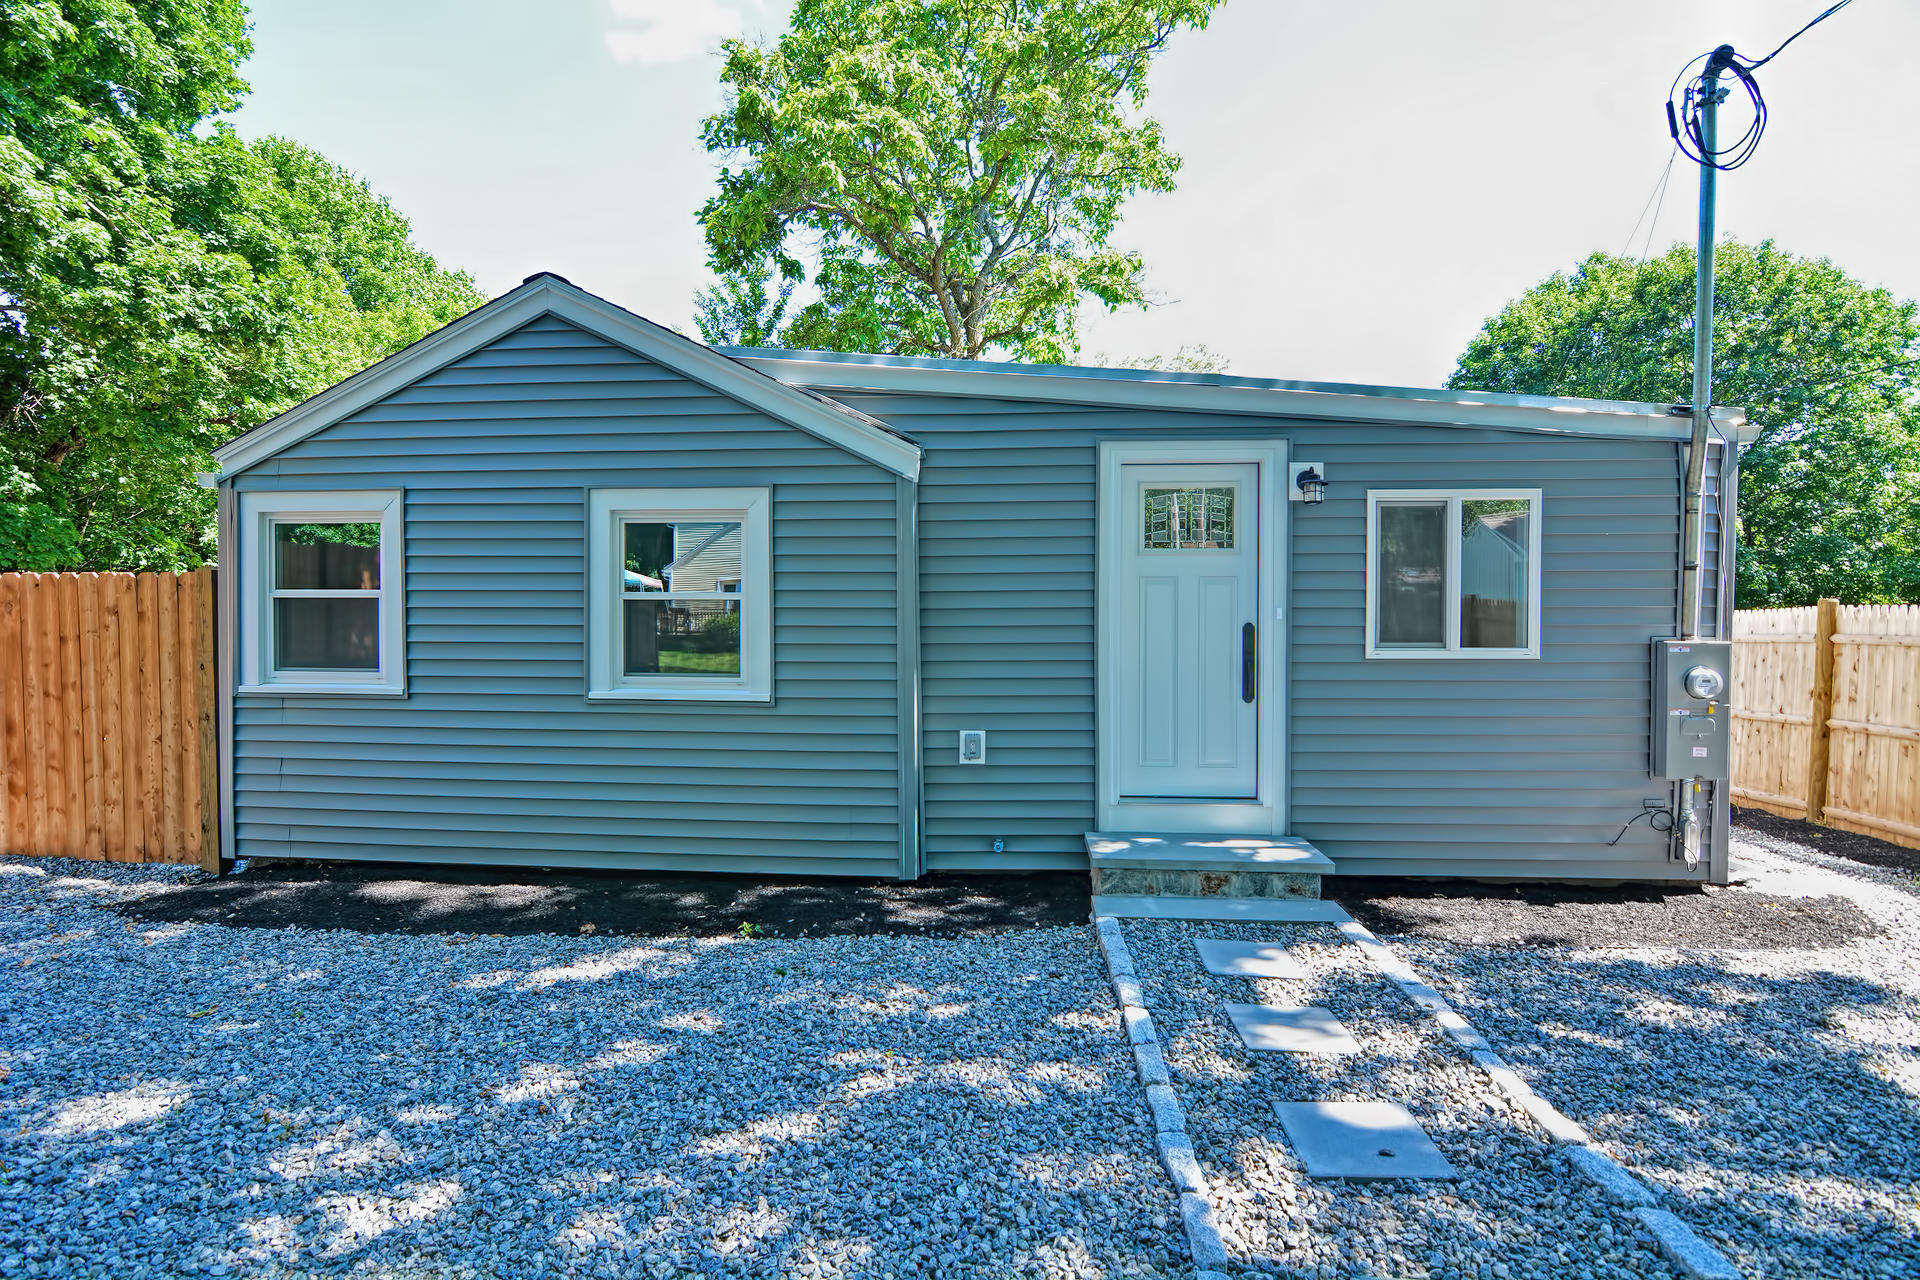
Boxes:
[731,351,1757,446]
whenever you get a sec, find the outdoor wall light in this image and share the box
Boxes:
[1294,466,1326,505]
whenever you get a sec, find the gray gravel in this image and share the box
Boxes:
[1124,917,1676,1279]
[0,858,1184,1279]
[1396,829,1920,1280]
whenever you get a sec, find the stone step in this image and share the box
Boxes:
[1089,895,1354,924]
[1085,832,1332,901]
[1085,832,1334,873]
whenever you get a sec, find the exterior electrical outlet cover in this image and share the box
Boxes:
[1650,638,1733,780]
[958,729,987,764]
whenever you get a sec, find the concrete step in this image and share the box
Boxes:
[1090,895,1354,923]
[1085,832,1332,900]
[1086,832,1334,872]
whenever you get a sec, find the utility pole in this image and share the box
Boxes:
[1673,43,1735,870]
[1681,46,1743,640]
[1678,44,1735,641]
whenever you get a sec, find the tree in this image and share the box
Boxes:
[1096,343,1229,372]
[1,2,484,572]
[692,263,795,347]
[1449,241,1920,607]
[696,0,1224,362]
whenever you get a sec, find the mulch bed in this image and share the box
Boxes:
[1731,805,1920,878]
[115,809,1916,948]
[1325,813,1916,950]
[1326,873,1882,950]
[116,861,1090,939]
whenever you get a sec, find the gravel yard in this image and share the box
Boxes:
[0,859,1182,1280]
[7,821,1916,1280]
[1124,917,1674,1279]
[1391,826,1920,1280]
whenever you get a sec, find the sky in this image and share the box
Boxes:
[231,0,1920,388]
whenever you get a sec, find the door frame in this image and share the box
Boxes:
[1096,440,1288,835]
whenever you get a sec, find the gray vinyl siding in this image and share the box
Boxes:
[836,391,1693,880]
[229,315,903,876]
[1699,439,1727,639]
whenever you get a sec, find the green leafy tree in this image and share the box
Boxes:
[1,2,484,572]
[1449,241,1920,607]
[697,0,1224,362]
[692,263,796,347]
[1096,343,1229,372]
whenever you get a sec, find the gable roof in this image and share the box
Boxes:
[211,274,922,481]
[725,347,1759,445]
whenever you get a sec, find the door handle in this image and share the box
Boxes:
[1241,622,1256,703]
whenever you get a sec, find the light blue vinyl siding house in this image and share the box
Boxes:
[210,274,1750,885]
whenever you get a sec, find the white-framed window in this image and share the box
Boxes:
[586,487,772,702]
[238,490,405,695]
[1365,488,1542,659]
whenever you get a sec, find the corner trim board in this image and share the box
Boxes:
[215,486,237,866]
[896,475,924,880]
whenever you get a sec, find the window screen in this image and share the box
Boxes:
[271,521,383,671]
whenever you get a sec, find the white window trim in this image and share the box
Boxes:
[237,489,406,696]
[586,487,772,703]
[1364,487,1543,660]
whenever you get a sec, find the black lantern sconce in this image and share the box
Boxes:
[1293,465,1326,505]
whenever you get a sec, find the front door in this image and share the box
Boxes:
[1114,464,1260,799]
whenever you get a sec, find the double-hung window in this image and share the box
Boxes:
[239,490,405,694]
[1365,489,1542,658]
[587,487,772,702]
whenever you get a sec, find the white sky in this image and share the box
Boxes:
[234,0,1918,387]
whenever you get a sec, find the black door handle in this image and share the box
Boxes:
[1241,622,1256,703]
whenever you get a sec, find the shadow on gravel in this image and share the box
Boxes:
[113,861,1089,939]
[1438,948,1920,1279]
[3,905,1179,1278]
[1328,874,1880,949]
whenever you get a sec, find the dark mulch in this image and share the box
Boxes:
[1733,805,1920,878]
[1327,874,1882,950]
[115,860,1090,939]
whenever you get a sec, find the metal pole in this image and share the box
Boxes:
[1673,45,1733,871]
[1679,46,1733,640]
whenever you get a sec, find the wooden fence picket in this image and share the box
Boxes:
[1732,600,1920,850]
[0,571,219,868]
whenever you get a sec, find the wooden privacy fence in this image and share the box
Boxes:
[1732,600,1920,850]
[0,571,218,867]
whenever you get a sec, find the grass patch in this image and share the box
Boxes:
[658,650,741,675]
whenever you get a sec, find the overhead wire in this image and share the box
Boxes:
[1618,153,1676,260]
[1665,0,1854,172]
[1637,154,1676,262]
[1744,0,1852,67]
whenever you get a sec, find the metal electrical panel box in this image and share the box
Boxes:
[1650,638,1733,779]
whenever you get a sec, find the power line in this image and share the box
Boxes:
[1638,155,1676,262]
[1745,0,1852,68]
[1665,0,1856,172]
[1618,153,1676,260]
[1752,357,1920,406]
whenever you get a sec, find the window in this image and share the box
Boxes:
[1365,489,1541,659]
[587,488,771,701]
[239,490,405,694]
[1142,485,1236,549]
